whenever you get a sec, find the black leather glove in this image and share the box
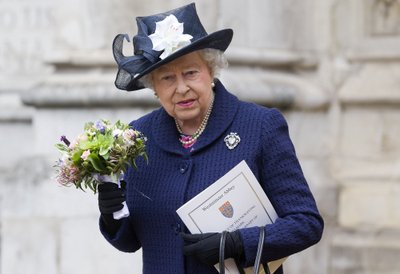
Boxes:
[181,231,244,266]
[98,181,126,234]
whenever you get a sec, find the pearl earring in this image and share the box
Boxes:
[211,82,215,88]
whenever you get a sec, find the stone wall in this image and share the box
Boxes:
[1,0,400,273]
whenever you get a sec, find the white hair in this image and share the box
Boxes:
[139,48,228,90]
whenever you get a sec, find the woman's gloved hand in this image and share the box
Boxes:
[181,230,244,266]
[97,181,126,234]
[98,182,126,214]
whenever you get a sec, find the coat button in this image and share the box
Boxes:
[174,223,182,235]
[179,163,188,173]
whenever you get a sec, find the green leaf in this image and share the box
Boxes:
[99,146,111,156]
[76,181,85,192]
[87,153,106,172]
[87,179,97,193]
[78,141,92,150]
[101,153,109,160]
[71,150,83,164]
[55,143,69,152]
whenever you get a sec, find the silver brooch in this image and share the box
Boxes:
[224,132,241,150]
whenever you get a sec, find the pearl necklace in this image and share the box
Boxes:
[175,93,215,147]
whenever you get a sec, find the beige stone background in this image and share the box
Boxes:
[1,0,400,273]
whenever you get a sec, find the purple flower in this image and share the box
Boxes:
[60,135,70,146]
[95,120,106,134]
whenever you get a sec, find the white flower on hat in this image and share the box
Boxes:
[149,14,193,60]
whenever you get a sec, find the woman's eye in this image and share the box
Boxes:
[185,70,198,78]
[162,75,174,81]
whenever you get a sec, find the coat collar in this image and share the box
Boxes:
[151,80,239,156]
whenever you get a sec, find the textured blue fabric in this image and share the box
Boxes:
[100,80,324,273]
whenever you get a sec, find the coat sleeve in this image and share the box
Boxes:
[239,108,324,267]
[98,119,143,252]
[99,216,141,253]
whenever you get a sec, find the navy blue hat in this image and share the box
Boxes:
[112,3,233,91]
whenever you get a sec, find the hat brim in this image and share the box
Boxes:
[118,28,233,91]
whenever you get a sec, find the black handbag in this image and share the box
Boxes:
[219,227,271,274]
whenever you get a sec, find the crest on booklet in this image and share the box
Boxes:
[219,201,234,218]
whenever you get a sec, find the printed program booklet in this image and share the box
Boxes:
[176,160,286,274]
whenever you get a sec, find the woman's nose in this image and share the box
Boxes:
[176,77,190,94]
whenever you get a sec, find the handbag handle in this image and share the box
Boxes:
[219,231,228,274]
[254,227,272,274]
[253,227,264,273]
[219,228,271,274]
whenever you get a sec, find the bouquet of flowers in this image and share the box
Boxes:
[55,119,147,194]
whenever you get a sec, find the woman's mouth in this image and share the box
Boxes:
[177,99,195,107]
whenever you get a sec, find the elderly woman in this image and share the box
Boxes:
[98,3,323,274]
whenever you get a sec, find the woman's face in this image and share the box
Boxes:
[151,51,214,128]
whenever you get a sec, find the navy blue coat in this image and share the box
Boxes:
[100,80,324,273]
